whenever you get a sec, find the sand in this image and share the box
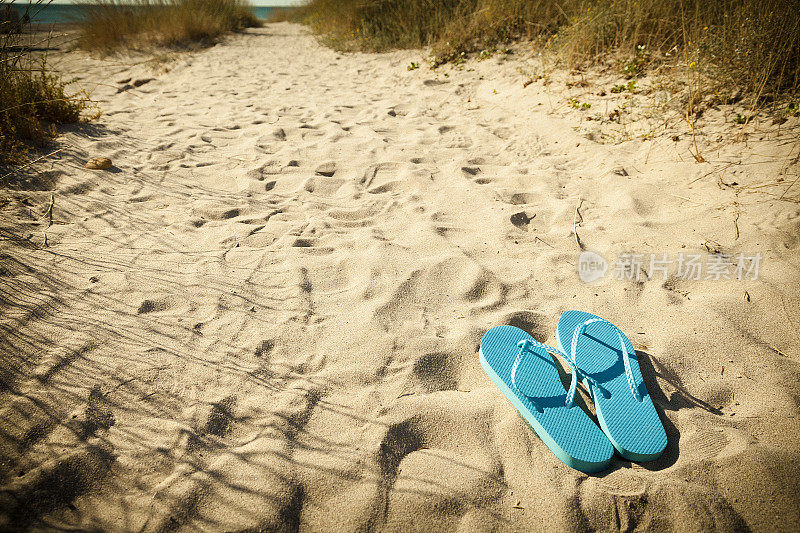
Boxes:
[1,23,799,531]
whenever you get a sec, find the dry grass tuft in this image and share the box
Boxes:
[76,0,261,53]
[1,0,89,166]
[293,0,800,100]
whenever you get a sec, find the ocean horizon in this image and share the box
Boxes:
[10,3,284,24]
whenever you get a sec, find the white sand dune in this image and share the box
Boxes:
[1,23,799,531]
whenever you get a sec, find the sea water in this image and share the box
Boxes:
[9,3,280,24]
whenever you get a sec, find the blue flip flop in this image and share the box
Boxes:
[479,325,613,473]
[556,311,667,462]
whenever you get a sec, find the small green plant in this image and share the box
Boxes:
[568,98,591,110]
[733,113,749,124]
[788,102,799,116]
[407,61,419,71]
[622,45,650,78]
[622,63,639,78]
[610,80,638,94]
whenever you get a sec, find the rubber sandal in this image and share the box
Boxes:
[479,325,613,473]
[556,311,667,461]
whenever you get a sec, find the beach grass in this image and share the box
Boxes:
[76,0,261,53]
[290,0,800,99]
[1,0,88,165]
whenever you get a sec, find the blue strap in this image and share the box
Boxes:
[568,317,641,403]
[511,338,608,410]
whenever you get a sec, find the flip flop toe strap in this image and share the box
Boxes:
[568,317,642,403]
[511,338,605,410]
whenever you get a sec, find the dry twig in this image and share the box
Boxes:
[573,199,584,250]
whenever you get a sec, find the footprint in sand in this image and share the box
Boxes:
[254,339,275,359]
[461,165,491,184]
[499,310,551,342]
[683,427,749,462]
[504,192,537,205]
[595,470,648,496]
[411,352,460,393]
[304,176,345,196]
[142,386,320,532]
[510,211,534,229]
[371,399,504,531]
[201,395,237,438]
[0,442,115,530]
[326,203,384,228]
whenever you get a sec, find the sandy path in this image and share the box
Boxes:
[1,23,799,531]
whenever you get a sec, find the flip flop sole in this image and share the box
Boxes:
[557,311,667,462]
[480,325,613,473]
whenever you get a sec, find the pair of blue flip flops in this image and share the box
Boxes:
[479,310,666,473]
